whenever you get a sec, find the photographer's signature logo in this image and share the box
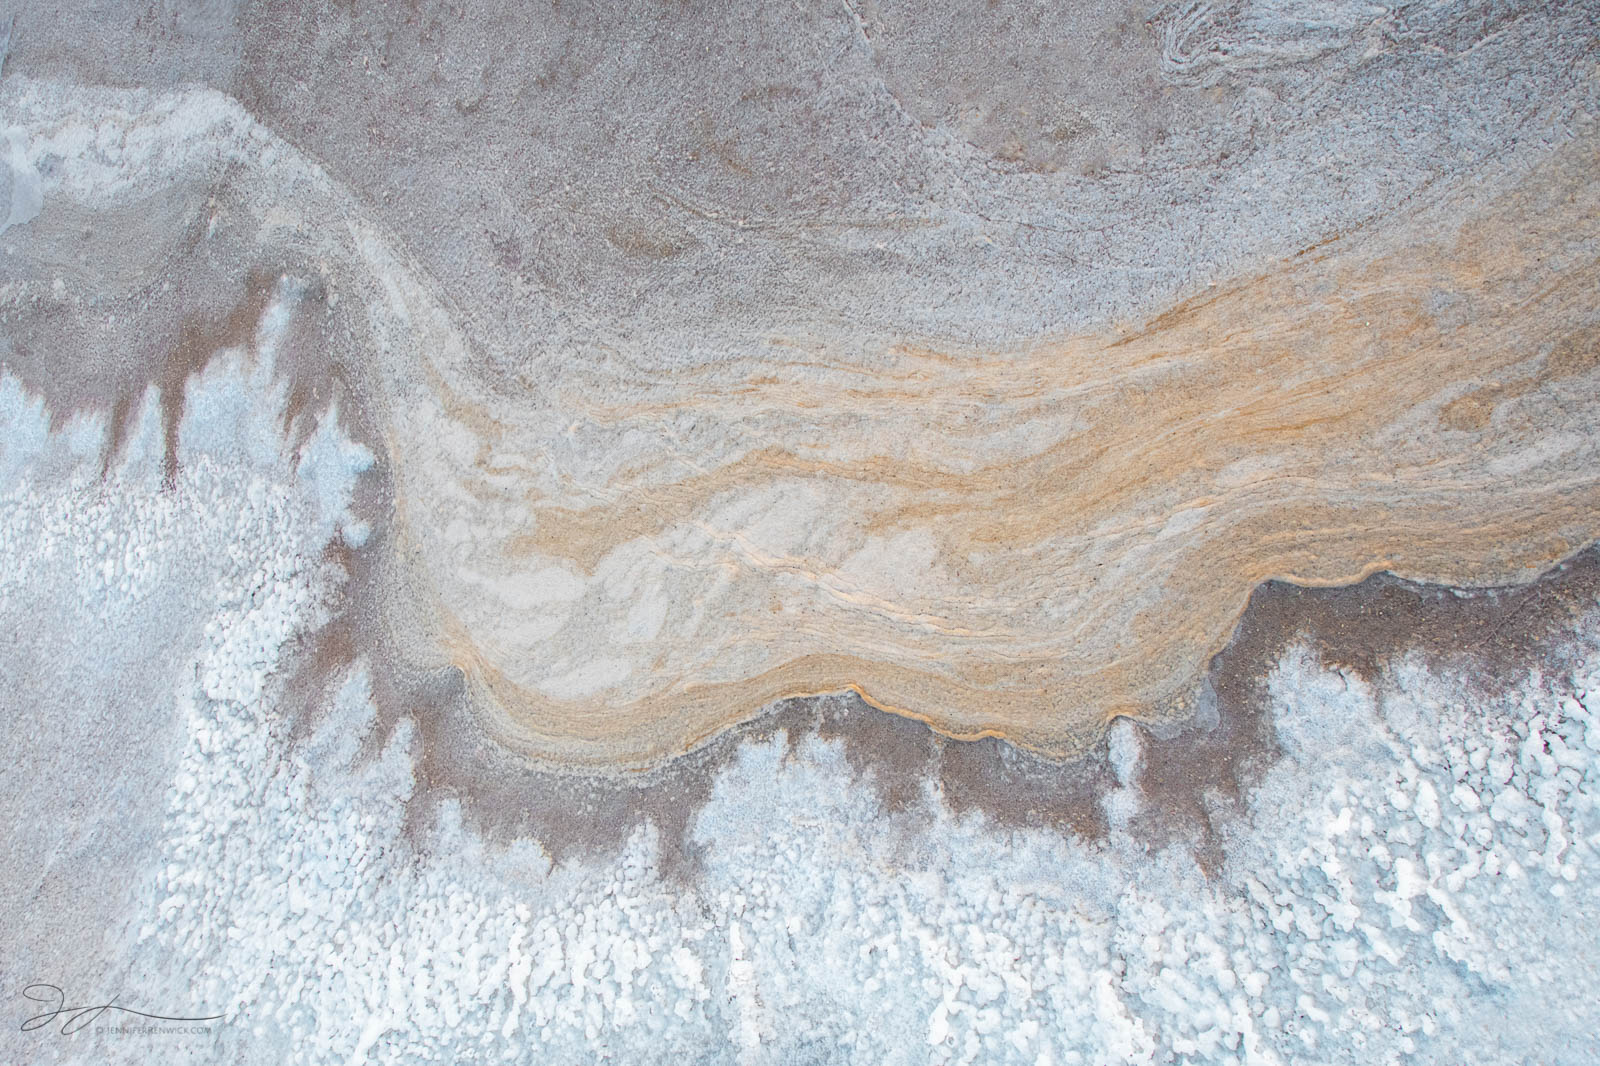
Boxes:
[20,984,223,1035]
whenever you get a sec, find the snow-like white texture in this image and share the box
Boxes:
[1,126,43,235]
[296,403,374,547]
[6,358,1600,1066]
[120,610,1600,1066]
[0,80,285,210]
[0,372,107,492]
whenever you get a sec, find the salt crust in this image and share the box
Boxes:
[4,338,1600,1065]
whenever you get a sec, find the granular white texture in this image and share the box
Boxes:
[3,322,1600,1066]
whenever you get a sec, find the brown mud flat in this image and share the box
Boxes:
[286,528,1600,883]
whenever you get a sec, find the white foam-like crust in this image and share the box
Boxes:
[3,326,1600,1065]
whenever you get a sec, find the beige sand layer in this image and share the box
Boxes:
[389,134,1600,767]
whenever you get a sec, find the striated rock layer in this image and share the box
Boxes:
[408,130,1600,765]
[2,1,1598,768]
